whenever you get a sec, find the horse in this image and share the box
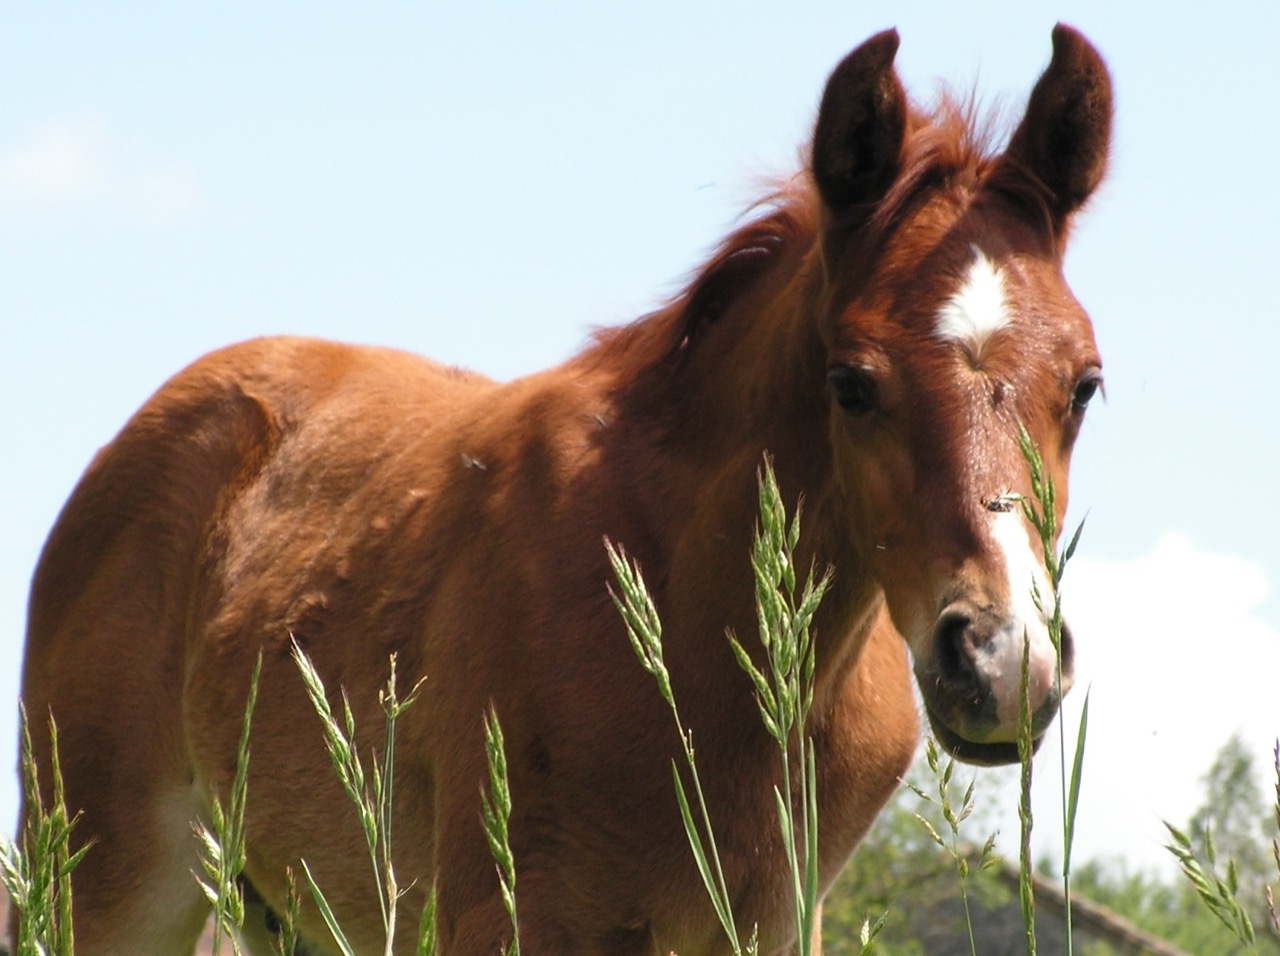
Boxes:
[15,25,1111,956]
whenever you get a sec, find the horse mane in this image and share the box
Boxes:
[583,91,1036,381]
[583,178,818,379]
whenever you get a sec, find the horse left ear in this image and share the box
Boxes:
[1000,24,1113,229]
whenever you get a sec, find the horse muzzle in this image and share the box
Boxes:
[914,600,1074,767]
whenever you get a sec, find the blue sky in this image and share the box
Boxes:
[3,2,1278,881]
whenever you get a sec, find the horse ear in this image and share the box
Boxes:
[1000,24,1112,228]
[811,30,907,218]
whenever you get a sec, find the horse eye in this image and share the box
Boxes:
[1071,369,1104,414]
[827,365,878,415]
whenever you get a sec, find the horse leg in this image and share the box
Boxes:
[17,379,287,952]
[19,776,211,954]
[20,574,211,951]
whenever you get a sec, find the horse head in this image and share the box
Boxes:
[814,26,1111,764]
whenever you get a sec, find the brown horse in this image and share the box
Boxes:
[16,25,1111,956]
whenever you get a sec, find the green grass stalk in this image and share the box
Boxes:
[727,458,828,956]
[1017,636,1038,956]
[857,913,887,955]
[417,883,440,956]
[909,737,999,956]
[606,539,751,955]
[291,644,426,956]
[1271,740,1280,935]
[1164,821,1259,952]
[0,707,91,956]
[480,706,520,956]
[609,454,827,956]
[1016,425,1090,956]
[193,651,262,956]
[269,867,303,956]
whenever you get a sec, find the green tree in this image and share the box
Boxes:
[1188,732,1274,905]
[1072,859,1271,956]
[1071,732,1280,955]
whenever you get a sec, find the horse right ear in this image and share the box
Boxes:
[998,25,1112,232]
[811,30,907,219]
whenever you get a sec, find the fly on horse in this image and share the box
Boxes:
[17,25,1111,955]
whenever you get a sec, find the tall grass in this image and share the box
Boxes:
[480,705,520,956]
[608,455,828,956]
[7,441,1278,955]
[606,539,758,956]
[0,707,89,956]
[1013,425,1091,956]
[729,462,826,956]
[291,644,428,956]
[1016,632,1039,956]
[1163,821,1259,950]
[908,737,999,956]
[193,653,262,956]
[1272,742,1280,936]
[1153,740,1280,954]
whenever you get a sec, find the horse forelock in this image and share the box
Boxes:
[868,92,1046,244]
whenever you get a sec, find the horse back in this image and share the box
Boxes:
[26,334,488,672]
[19,336,498,948]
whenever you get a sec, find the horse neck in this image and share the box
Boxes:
[603,247,883,716]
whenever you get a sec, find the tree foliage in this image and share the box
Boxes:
[1077,731,1280,954]
[821,755,1009,955]
[821,732,1280,955]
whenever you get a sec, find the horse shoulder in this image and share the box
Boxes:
[814,605,919,873]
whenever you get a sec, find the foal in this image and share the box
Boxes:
[17,25,1110,955]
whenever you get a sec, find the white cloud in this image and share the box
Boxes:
[0,118,107,206]
[988,533,1280,875]
[0,118,202,220]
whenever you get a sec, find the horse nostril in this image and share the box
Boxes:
[933,607,983,694]
[1058,619,1076,675]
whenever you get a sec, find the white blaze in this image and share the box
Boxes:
[984,510,1060,724]
[935,248,1011,361]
